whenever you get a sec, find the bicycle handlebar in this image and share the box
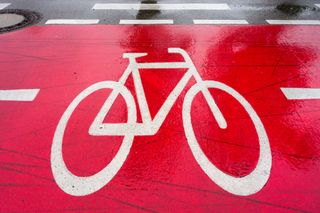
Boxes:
[167,48,193,64]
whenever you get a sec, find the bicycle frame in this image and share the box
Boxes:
[89,48,227,136]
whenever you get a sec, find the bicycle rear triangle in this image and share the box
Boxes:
[51,48,272,197]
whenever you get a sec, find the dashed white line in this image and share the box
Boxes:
[266,20,320,25]
[0,89,40,101]
[45,19,99,25]
[193,19,248,25]
[119,19,174,25]
[281,88,320,100]
[0,3,10,10]
[93,3,230,10]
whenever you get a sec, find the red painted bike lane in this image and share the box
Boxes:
[0,25,319,212]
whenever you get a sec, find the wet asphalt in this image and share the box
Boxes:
[1,0,320,25]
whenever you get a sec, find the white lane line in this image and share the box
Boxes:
[193,19,248,25]
[119,19,174,25]
[266,20,320,25]
[45,19,99,25]
[281,88,320,100]
[93,3,230,10]
[0,89,40,101]
[0,3,10,10]
[315,4,320,8]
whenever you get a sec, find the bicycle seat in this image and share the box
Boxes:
[123,53,148,59]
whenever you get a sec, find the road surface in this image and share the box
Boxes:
[0,0,320,212]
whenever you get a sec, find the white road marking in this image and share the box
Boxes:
[0,89,40,101]
[45,19,99,25]
[52,81,136,196]
[266,20,320,25]
[0,3,10,10]
[183,81,271,196]
[193,19,249,25]
[52,48,271,196]
[281,88,320,100]
[315,4,320,8]
[119,19,174,25]
[93,3,230,10]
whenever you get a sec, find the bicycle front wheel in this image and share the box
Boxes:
[51,81,136,196]
[182,80,271,196]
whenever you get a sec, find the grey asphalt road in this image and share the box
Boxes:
[1,0,320,25]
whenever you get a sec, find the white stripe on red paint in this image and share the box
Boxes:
[119,19,174,25]
[93,3,230,10]
[281,88,320,100]
[266,20,320,25]
[45,19,99,25]
[193,19,248,25]
[0,89,40,101]
[0,3,10,10]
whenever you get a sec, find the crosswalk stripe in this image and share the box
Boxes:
[119,19,174,25]
[45,19,99,24]
[0,3,10,10]
[193,19,248,25]
[266,20,320,25]
[93,3,230,10]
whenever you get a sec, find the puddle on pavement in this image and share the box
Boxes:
[136,0,160,19]
[276,3,318,16]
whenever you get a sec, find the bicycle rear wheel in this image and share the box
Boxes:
[51,81,136,196]
[182,80,271,196]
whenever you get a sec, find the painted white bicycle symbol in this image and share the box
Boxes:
[51,48,272,197]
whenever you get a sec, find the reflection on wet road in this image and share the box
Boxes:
[0,23,319,211]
